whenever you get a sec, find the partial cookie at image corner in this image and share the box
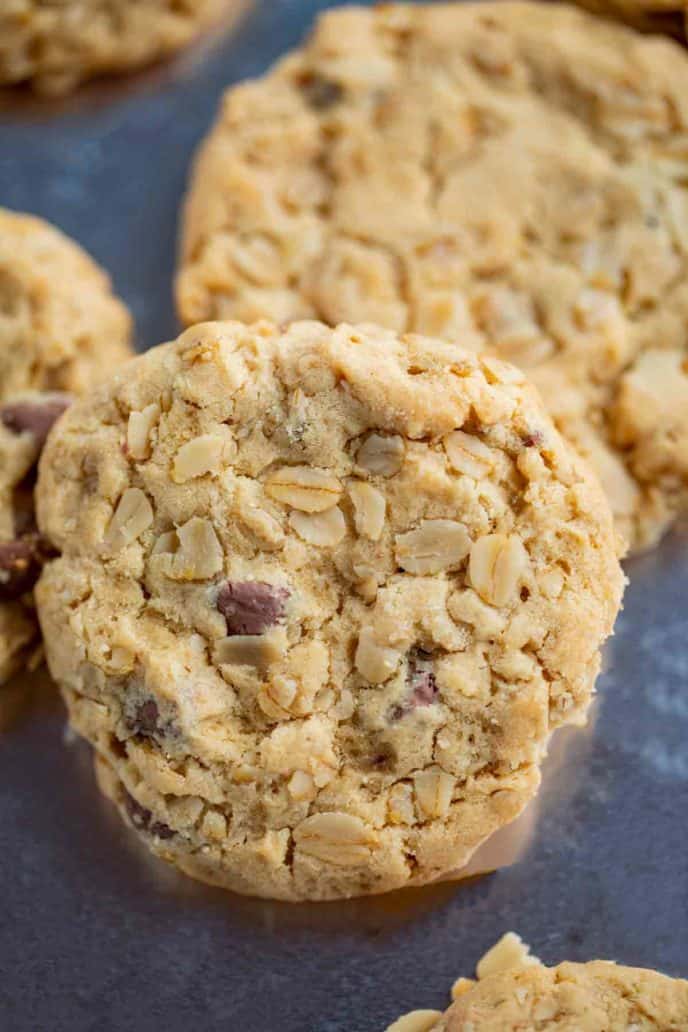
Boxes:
[0,208,133,685]
[386,931,688,1031]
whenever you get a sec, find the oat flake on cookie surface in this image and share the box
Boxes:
[0,209,132,685]
[178,1,688,553]
[388,932,688,1031]
[35,320,623,901]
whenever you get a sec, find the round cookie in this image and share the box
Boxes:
[177,1,688,553]
[0,209,132,684]
[35,320,623,901]
[388,933,688,1031]
[0,0,234,96]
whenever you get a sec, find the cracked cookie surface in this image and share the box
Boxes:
[388,932,688,1031]
[178,1,688,553]
[0,0,233,95]
[0,209,132,684]
[36,321,622,901]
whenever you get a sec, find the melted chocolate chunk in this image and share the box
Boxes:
[299,74,344,110]
[0,535,50,601]
[150,820,175,841]
[123,791,174,840]
[365,743,397,770]
[1,396,70,447]
[127,699,162,738]
[123,791,152,830]
[216,580,289,636]
[522,429,544,448]
[11,482,38,537]
[389,651,439,721]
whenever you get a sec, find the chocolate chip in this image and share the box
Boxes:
[127,699,161,738]
[1,396,70,448]
[411,669,438,707]
[389,651,439,721]
[299,74,343,110]
[150,820,175,841]
[0,535,48,601]
[108,735,127,760]
[11,482,38,537]
[216,580,289,636]
[123,791,151,830]
[368,747,396,770]
[358,738,397,771]
[522,430,544,448]
[123,791,174,840]
[408,650,438,708]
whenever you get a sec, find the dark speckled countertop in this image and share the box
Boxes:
[0,3,686,1030]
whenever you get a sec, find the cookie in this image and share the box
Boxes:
[0,209,132,684]
[388,932,688,1031]
[35,320,623,901]
[0,0,233,95]
[576,0,687,40]
[177,1,688,553]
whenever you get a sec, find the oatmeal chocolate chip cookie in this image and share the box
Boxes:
[0,0,234,96]
[0,209,132,684]
[388,932,688,1031]
[178,1,688,553]
[35,320,622,901]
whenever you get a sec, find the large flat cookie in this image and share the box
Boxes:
[178,1,688,552]
[0,0,233,95]
[0,209,132,684]
[388,932,688,1031]
[36,320,622,900]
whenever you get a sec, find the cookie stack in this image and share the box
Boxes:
[1,2,687,1028]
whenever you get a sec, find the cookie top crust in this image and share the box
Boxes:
[178,1,688,551]
[0,0,232,95]
[36,320,623,900]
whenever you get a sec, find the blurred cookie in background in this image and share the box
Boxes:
[178,1,688,554]
[0,209,132,684]
[0,0,241,96]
